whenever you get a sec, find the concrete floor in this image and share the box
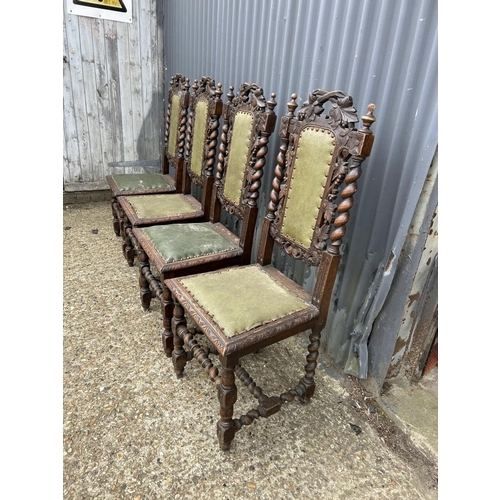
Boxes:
[378,369,438,461]
[63,201,438,499]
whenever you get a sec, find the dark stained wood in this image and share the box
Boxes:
[118,77,224,266]
[217,362,238,451]
[166,89,377,450]
[106,74,189,237]
[130,83,277,357]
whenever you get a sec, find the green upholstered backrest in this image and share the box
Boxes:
[190,99,209,176]
[281,126,336,249]
[167,93,181,157]
[223,111,254,205]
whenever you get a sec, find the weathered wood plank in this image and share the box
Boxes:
[116,21,135,167]
[127,3,146,172]
[104,20,125,165]
[63,14,81,183]
[63,0,166,186]
[79,16,104,183]
[139,2,154,163]
[91,17,113,181]
[65,9,91,183]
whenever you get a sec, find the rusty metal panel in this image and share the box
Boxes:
[63,0,165,185]
[162,0,438,380]
[366,151,438,389]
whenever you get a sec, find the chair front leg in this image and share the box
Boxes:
[172,298,188,378]
[138,250,152,311]
[217,360,238,451]
[118,204,126,242]
[111,195,121,236]
[121,214,135,267]
[298,327,322,404]
[161,282,174,357]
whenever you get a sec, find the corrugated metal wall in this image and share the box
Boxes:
[62,0,438,381]
[163,0,438,379]
[63,0,164,187]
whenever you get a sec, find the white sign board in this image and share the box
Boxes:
[66,0,132,23]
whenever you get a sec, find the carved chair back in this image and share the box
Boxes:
[210,83,277,262]
[182,77,223,215]
[163,73,191,189]
[163,89,376,451]
[258,90,376,324]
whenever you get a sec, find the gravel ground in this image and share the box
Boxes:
[63,201,438,499]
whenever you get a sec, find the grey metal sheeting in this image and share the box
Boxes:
[164,0,438,378]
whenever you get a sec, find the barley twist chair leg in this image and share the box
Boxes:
[122,218,135,267]
[162,285,174,357]
[298,328,322,404]
[111,195,121,236]
[138,250,152,311]
[172,299,188,378]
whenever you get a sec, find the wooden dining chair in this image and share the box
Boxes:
[165,89,377,450]
[118,77,224,266]
[130,83,277,361]
[106,73,189,237]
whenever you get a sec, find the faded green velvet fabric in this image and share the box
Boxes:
[167,94,181,157]
[179,265,310,337]
[281,127,335,248]
[142,223,238,263]
[190,100,208,176]
[128,194,199,219]
[111,173,174,191]
[223,112,253,204]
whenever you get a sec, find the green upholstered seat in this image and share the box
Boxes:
[110,173,175,192]
[142,223,239,264]
[126,194,201,219]
[108,91,180,194]
[178,265,313,337]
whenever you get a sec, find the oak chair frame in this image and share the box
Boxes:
[165,90,377,450]
[106,73,189,237]
[130,83,277,362]
[118,77,224,266]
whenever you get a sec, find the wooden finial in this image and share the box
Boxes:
[267,92,277,112]
[215,82,223,100]
[287,93,298,116]
[361,103,376,134]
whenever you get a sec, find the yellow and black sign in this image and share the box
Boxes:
[73,0,127,13]
[67,0,131,22]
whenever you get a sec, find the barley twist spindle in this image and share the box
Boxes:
[329,157,362,255]
[138,253,162,300]
[206,84,222,176]
[268,93,297,217]
[180,330,221,383]
[216,86,233,185]
[235,364,267,403]
[298,329,322,402]
[249,134,269,205]
[185,82,196,161]
[164,76,174,146]
[177,79,190,159]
